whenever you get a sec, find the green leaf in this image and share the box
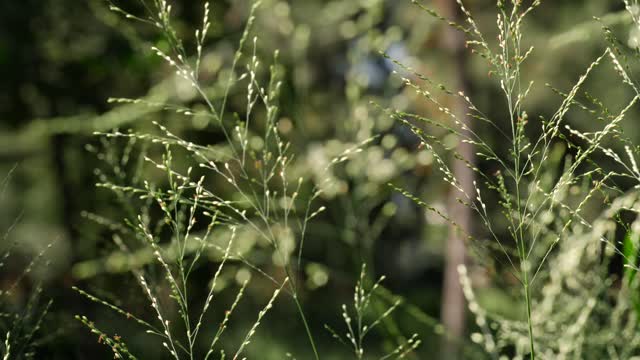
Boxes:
[623,230,639,287]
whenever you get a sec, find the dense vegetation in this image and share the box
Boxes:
[2,0,640,359]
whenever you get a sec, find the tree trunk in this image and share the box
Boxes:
[434,0,474,358]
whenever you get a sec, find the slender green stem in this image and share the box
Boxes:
[516,179,535,358]
[516,152,535,359]
[292,294,320,360]
[523,281,535,359]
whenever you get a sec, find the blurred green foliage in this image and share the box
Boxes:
[2,0,640,358]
